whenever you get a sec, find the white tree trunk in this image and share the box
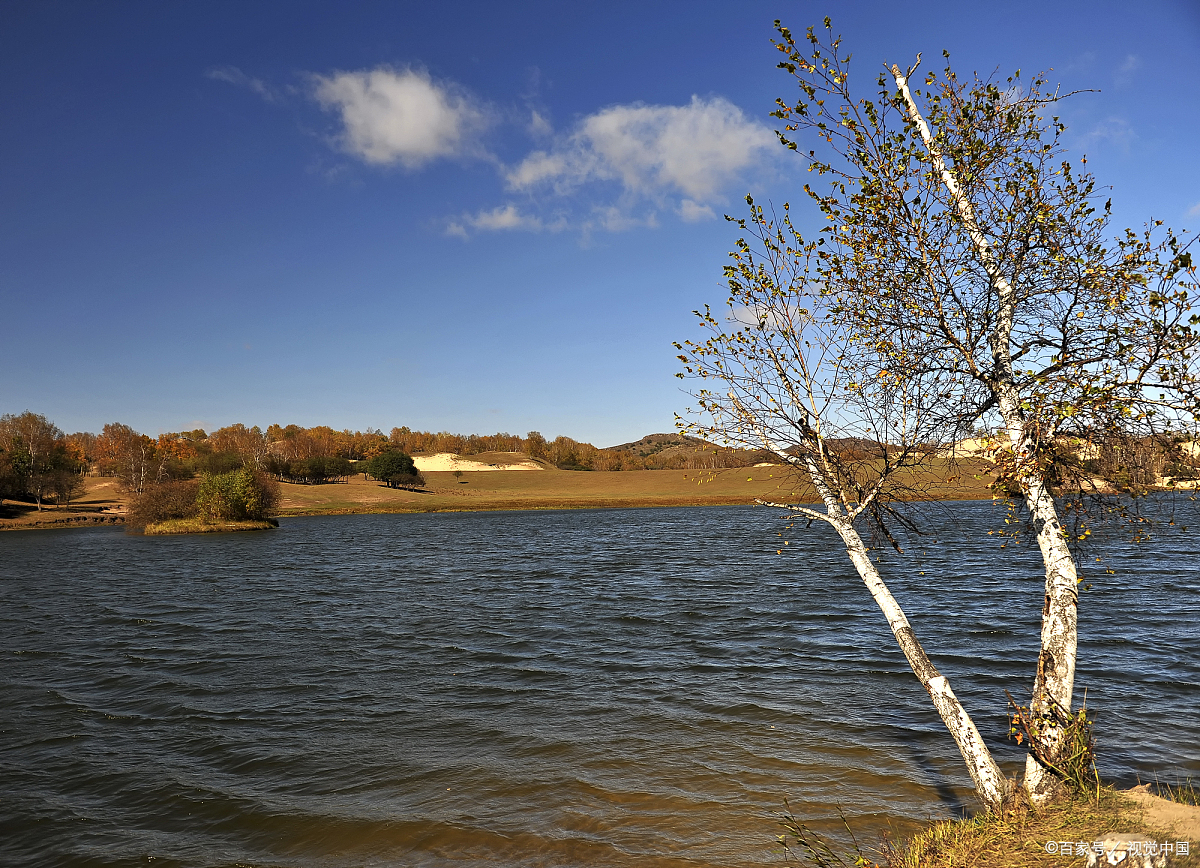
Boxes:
[892,63,1080,803]
[834,516,1011,811]
[794,455,1011,811]
[994,390,1079,803]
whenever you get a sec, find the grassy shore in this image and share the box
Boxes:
[784,785,1199,867]
[0,476,127,531]
[142,518,278,535]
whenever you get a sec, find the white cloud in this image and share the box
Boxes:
[528,110,553,139]
[313,67,489,168]
[1188,201,1200,218]
[207,66,276,101]
[1076,116,1137,154]
[678,199,716,222]
[1115,54,1141,86]
[447,204,564,237]
[586,205,658,234]
[506,95,775,204]
[468,204,541,231]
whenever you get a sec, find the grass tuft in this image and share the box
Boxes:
[1156,777,1199,807]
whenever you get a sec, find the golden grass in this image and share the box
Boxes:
[142,518,278,535]
[897,788,1196,868]
[2,460,999,529]
[277,459,998,517]
[785,788,1198,868]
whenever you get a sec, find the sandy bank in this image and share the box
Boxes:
[1124,785,1200,840]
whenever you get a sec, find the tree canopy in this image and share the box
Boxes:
[362,450,425,490]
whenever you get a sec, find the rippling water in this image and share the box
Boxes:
[2,503,1197,867]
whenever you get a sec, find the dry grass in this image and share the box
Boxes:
[782,788,1198,868]
[277,459,997,517]
[0,476,127,530]
[1,460,999,528]
[142,518,278,535]
[1157,779,1200,807]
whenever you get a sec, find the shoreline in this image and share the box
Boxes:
[2,462,1002,531]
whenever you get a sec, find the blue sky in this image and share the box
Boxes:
[2,0,1197,446]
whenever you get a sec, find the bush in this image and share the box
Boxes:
[195,468,279,521]
[127,480,200,529]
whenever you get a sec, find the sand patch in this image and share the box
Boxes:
[413,453,544,472]
[1124,785,1200,839]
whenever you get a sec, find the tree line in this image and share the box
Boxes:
[5,412,1192,513]
[386,426,764,470]
[2,415,767,511]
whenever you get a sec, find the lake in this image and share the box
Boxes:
[1,502,1197,866]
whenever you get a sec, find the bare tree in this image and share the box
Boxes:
[678,20,1199,809]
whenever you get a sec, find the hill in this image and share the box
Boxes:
[606,432,775,467]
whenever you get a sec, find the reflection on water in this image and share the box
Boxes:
[1,503,1197,866]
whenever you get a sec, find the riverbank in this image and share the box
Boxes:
[276,460,998,516]
[795,786,1199,867]
[884,786,1199,868]
[0,476,126,531]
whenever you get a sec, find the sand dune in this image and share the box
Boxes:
[412,452,545,472]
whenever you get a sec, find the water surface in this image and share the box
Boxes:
[2,503,1197,866]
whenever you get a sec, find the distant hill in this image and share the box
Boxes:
[606,433,779,468]
[605,433,708,454]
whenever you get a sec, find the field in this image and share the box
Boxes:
[276,459,998,516]
[0,459,999,531]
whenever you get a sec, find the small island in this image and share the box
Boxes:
[126,466,280,535]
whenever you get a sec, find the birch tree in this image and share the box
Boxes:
[678,20,1199,809]
[0,412,69,510]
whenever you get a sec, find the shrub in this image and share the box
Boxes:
[196,468,279,521]
[127,480,200,529]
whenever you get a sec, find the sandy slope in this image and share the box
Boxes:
[412,452,545,472]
